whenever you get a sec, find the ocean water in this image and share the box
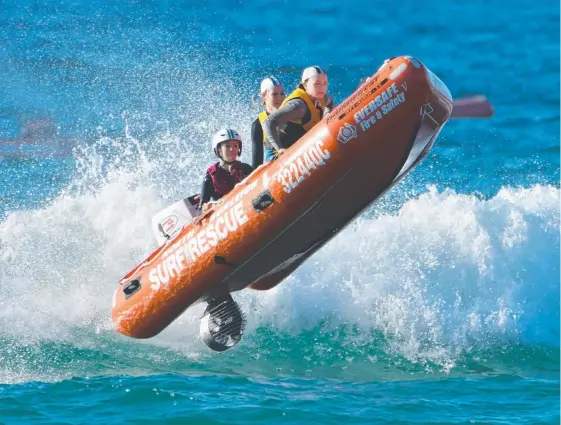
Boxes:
[0,0,559,424]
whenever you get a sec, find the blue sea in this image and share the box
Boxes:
[0,0,559,424]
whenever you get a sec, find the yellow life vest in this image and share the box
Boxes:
[258,110,268,142]
[281,88,327,132]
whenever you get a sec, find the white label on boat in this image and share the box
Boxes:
[389,63,407,80]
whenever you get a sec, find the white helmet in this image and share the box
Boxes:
[212,128,242,158]
[260,76,283,94]
[301,65,326,83]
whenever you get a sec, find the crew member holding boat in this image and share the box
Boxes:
[261,66,334,161]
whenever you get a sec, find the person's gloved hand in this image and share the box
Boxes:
[275,148,286,158]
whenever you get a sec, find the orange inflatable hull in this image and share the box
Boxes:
[112,56,453,339]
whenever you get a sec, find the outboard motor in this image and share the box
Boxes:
[200,295,246,352]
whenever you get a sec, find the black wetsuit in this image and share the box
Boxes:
[250,117,265,169]
[251,115,305,166]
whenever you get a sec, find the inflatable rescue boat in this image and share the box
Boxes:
[111,56,454,350]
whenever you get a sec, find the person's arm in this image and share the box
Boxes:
[324,94,335,116]
[326,94,335,109]
[250,119,264,169]
[262,99,308,150]
[198,171,215,211]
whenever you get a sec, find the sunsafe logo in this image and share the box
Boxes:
[337,123,357,144]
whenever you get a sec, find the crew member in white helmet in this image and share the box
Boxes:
[250,76,287,167]
[198,128,253,212]
[261,66,334,160]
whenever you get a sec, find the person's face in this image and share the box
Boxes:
[219,140,240,161]
[263,85,286,111]
[304,74,328,99]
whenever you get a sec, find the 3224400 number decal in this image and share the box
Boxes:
[274,140,331,193]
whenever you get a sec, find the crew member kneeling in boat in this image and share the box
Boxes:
[198,128,253,212]
[261,66,334,161]
[251,76,286,168]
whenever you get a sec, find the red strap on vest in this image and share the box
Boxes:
[208,162,247,198]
